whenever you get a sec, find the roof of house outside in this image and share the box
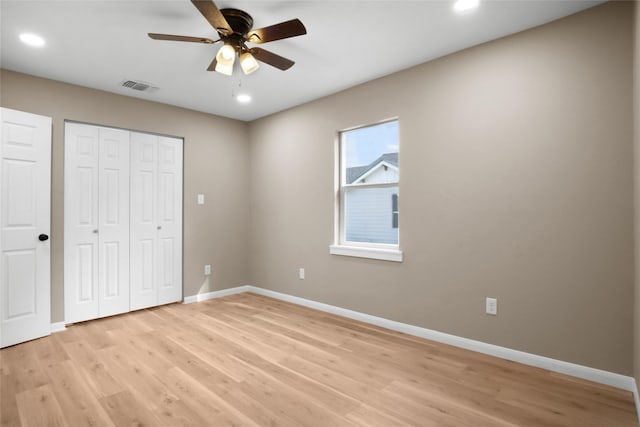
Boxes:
[346,152,398,184]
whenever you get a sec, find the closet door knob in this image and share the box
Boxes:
[93,229,99,234]
[38,234,49,242]
[157,226,162,230]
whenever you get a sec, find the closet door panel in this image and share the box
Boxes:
[130,132,158,310]
[98,128,130,317]
[157,136,183,305]
[64,123,99,323]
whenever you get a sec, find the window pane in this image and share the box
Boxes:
[343,121,399,185]
[344,186,399,244]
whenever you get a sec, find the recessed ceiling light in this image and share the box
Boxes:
[19,33,45,47]
[454,0,479,13]
[236,94,251,104]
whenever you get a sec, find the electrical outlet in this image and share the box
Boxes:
[204,264,211,275]
[486,297,497,315]
[299,268,305,280]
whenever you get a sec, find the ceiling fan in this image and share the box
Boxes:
[148,0,307,76]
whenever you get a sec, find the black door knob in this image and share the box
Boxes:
[38,234,49,242]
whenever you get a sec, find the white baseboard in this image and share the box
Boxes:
[50,322,66,333]
[182,285,250,304]
[182,284,637,395]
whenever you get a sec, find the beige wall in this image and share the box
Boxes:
[0,69,250,322]
[634,0,640,392]
[249,2,634,374]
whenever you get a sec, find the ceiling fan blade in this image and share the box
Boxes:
[246,19,306,44]
[148,33,216,44]
[191,0,232,36]
[207,57,218,72]
[250,48,295,70]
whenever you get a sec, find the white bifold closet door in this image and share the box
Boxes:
[64,123,130,323]
[130,132,183,310]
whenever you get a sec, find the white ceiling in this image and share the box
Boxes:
[1,0,604,122]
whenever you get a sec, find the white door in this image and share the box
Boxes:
[130,132,182,310]
[65,123,130,323]
[64,123,99,323]
[97,128,130,317]
[130,132,158,310]
[0,108,52,348]
[157,136,183,305]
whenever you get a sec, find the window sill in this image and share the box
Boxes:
[329,244,403,262]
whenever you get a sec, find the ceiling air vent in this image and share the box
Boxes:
[119,79,158,93]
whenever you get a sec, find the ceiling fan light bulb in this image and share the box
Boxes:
[215,44,235,75]
[240,52,259,75]
[215,61,234,76]
[216,44,236,62]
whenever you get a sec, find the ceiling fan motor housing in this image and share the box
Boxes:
[220,9,254,35]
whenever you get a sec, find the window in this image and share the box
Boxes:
[330,119,403,262]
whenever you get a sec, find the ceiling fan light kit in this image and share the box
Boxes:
[148,0,307,77]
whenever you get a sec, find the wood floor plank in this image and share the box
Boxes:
[346,403,420,427]
[75,358,125,399]
[99,390,164,427]
[383,379,521,427]
[1,292,637,427]
[137,330,232,381]
[30,333,70,366]
[235,375,357,427]
[59,339,100,367]
[1,341,49,394]
[39,359,116,427]
[166,332,256,383]
[0,349,7,376]
[15,384,68,427]
[97,343,210,426]
[232,352,362,418]
[158,366,261,427]
[1,374,21,427]
[203,375,301,427]
[71,319,118,351]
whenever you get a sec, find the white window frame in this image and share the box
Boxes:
[329,119,403,262]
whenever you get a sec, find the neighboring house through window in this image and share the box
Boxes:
[330,119,403,262]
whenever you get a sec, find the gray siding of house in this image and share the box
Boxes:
[345,186,398,244]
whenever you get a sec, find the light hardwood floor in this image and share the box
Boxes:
[1,292,637,426]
